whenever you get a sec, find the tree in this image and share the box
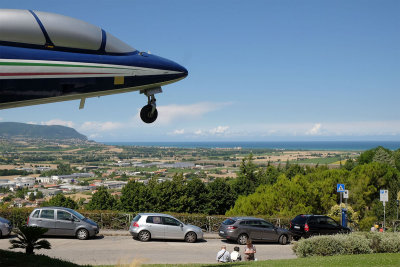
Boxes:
[232,154,258,196]
[119,180,149,212]
[86,186,116,210]
[207,178,236,215]
[35,191,44,199]
[28,192,35,201]
[46,194,78,209]
[9,225,51,254]
[343,158,356,171]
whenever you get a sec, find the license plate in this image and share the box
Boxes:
[220,231,224,234]
[294,226,300,229]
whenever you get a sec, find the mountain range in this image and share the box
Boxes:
[0,122,87,140]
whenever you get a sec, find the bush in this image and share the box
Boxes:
[359,216,378,231]
[293,232,400,257]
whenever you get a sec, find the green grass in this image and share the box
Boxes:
[144,253,400,267]
[2,249,399,267]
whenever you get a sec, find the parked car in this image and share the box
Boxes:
[289,214,351,240]
[0,216,12,238]
[218,217,291,245]
[28,207,99,240]
[129,213,204,243]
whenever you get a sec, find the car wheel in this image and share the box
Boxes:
[237,234,248,245]
[138,230,151,242]
[76,228,89,240]
[185,231,197,243]
[279,235,288,245]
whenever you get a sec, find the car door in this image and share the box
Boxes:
[145,216,164,239]
[259,220,279,241]
[247,220,265,241]
[162,216,185,240]
[325,217,341,235]
[308,216,323,236]
[55,210,75,236]
[38,209,56,235]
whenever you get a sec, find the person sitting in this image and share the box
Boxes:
[216,245,231,263]
[231,246,242,262]
[244,240,256,261]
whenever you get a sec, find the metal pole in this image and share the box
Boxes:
[384,202,386,232]
[340,192,342,225]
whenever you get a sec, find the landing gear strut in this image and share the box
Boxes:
[140,87,162,124]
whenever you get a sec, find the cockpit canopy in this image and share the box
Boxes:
[0,9,135,54]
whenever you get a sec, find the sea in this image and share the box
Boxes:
[102,141,400,151]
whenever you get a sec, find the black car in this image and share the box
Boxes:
[289,214,350,240]
[219,217,291,245]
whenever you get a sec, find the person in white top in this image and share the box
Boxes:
[216,245,231,263]
[231,246,242,262]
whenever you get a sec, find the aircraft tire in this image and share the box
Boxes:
[140,104,158,123]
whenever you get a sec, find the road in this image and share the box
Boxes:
[0,234,296,265]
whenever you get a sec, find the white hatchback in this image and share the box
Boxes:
[129,213,203,243]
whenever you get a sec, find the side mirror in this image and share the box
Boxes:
[180,223,183,227]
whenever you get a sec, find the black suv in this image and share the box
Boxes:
[219,217,291,245]
[289,214,350,240]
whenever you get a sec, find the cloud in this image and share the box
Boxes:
[80,121,124,132]
[306,123,322,135]
[136,102,231,124]
[172,129,185,135]
[209,126,229,135]
[41,119,74,128]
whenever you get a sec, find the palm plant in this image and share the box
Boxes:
[9,225,51,255]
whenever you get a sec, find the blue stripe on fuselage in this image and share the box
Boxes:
[0,45,187,74]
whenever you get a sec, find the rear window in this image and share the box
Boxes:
[292,215,308,224]
[132,215,141,222]
[40,209,54,219]
[146,216,162,224]
[222,218,236,225]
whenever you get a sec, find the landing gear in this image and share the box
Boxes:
[140,87,162,124]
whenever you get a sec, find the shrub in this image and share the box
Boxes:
[359,216,378,231]
[294,233,375,257]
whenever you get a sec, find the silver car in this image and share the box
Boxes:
[0,216,12,238]
[129,213,204,243]
[28,207,99,240]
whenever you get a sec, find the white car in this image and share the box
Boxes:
[0,216,12,237]
[129,213,203,243]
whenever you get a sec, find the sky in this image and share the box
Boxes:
[1,0,399,142]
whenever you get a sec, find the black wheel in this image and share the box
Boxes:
[140,104,158,123]
[138,230,151,242]
[76,228,89,240]
[279,235,288,245]
[185,232,197,243]
[237,233,248,245]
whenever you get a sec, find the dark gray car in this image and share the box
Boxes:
[28,207,99,240]
[218,217,291,245]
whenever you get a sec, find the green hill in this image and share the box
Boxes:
[0,122,87,140]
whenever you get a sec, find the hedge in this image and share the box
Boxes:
[293,232,400,257]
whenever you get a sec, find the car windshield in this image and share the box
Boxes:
[69,209,85,220]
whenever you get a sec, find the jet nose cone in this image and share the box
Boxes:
[176,64,188,79]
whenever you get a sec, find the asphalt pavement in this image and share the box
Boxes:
[0,231,296,265]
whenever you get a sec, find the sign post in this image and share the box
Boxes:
[343,190,349,204]
[337,184,345,225]
[337,184,345,205]
[380,190,389,232]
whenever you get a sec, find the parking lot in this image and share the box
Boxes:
[0,234,296,265]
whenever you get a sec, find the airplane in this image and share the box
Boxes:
[0,9,188,123]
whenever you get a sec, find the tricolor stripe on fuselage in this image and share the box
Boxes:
[0,59,181,79]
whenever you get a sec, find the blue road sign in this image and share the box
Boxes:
[337,184,345,192]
